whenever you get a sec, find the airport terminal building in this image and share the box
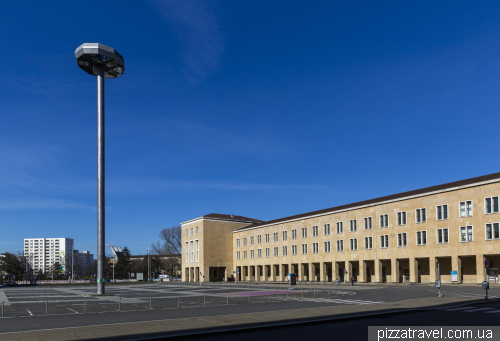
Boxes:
[181,172,500,284]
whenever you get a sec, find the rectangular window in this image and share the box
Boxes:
[274,247,278,257]
[185,242,189,263]
[397,212,407,226]
[243,251,247,259]
[485,197,499,214]
[312,226,319,236]
[282,231,288,241]
[236,251,240,260]
[337,240,344,252]
[349,238,358,251]
[265,234,270,243]
[416,208,427,223]
[324,241,331,253]
[336,222,343,233]
[416,231,427,245]
[292,229,297,240]
[460,226,473,242]
[292,245,297,256]
[257,235,262,244]
[243,238,247,246]
[397,233,407,247]
[364,217,372,230]
[250,250,254,259]
[283,245,288,256]
[302,243,308,254]
[195,240,199,262]
[195,226,198,235]
[250,236,254,245]
[380,235,389,248]
[364,236,372,249]
[190,228,193,236]
[312,242,319,254]
[273,232,279,242]
[265,248,270,258]
[460,201,473,217]
[185,229,188,237]
[301,228,308,238]
[486,223,499,240]
[258,249,262,258]
[380,214,389,228]
[350,219,357,232]
[324,224,331,235]
[436,205,448,220]
[437,228,449,244]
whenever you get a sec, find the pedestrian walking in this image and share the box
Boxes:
[351,276,354,286]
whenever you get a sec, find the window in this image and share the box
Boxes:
[380,214,389,228]
[486,223,500,240]
[364,217,372,230]
[265,248,270,258]
[250,250,254,259]
[460,201,473,217]
[301,228,308,238]
[195,226,198,235]
[185,229,188,237]
[190,241,194,262]
[336,222,343,233]
[437,228,448,244]
[274,247,278,257]
[243,251,247,259]
[190,228,193,236]
[292,229,297,240]
[380,235,389,248]
[397,233,407,247]
[364,237,372,249]
[324,224,331,235]
[236,238,240,247]
[236,251,240,260]
[437,205,448,220]
[257,235,262,244]
[397,212,407,226]
[337,240,344,251]
[416,231,427,245]
[292,245,297,255]
[273,232,279,242]
[195,240,199,261]
[265,234,270,243]
[185,242,189,263]
[243,238,247,246]
[324,241,331,253]
[283,246,288,256]
[415,208,426,223]
[258,249,262,258]
[282,231,288,241]
[312,226,319,236]
[350,220,357,232]
[302,243,308,254]
[250,236,254,245]
[349,238,358,251]
[460,226,473,242]
[485,197,499,214]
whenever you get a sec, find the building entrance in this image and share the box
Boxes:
[489,268,498,283]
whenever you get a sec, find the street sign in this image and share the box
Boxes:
[485,260,489,268]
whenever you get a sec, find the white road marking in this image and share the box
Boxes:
[0,290,11,306]
[462,308,495,312]
[484,309,500,313]
[66,307,78,313]
[26,309,33,316]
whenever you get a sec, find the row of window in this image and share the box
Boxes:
[185,240,200,263]
[235,224,500,258]
[185,226,199,237]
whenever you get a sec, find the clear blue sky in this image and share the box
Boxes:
[1,1,500,255]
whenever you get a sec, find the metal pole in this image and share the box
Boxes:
[438,261,441,298]
[71,242,74,281]
[485,262,488,300]
[96,66,105,295]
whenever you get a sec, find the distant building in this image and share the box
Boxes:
[73,250,95,276]
[24,238,74,274]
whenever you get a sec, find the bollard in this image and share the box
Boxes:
[119,297,121,312]
[84,298,86,314]
[178,297,180,308]
[46,300,48,315]
[150,296,152,310]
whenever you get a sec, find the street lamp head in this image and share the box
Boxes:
[75,43,125,78]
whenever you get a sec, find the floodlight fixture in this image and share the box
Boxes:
[75,43,125,295]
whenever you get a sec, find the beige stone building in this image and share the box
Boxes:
[182,172,500,284]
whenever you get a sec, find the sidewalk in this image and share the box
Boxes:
[0,296,484,341]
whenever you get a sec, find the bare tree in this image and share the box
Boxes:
[151,225,181,256]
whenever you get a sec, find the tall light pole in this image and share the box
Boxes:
[75,43,125,295]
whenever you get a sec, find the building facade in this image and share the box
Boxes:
[24,238,74,275]
[182,172,500,284]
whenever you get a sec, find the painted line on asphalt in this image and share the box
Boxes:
[0,289,11,306]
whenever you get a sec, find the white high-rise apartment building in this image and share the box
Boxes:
[24,238,74,275]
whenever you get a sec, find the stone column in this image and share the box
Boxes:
[347,261,353,282]
[452,255,461,284]
[333,262,339,281]
[409,258,417,283]
[189,267,193,282]
[374,259,382,283]
[320,262,326,282]
[299,263,304,281]
[359,260,366,283]
[309,262,314,282]
[476,254,485,284]
[429,257,437,283]
[280,264,286,281]
[391,258,400,283]
[256,266,261,281]
[263,265,268,281]
[269,264,275,281]
[242,266,247,281]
